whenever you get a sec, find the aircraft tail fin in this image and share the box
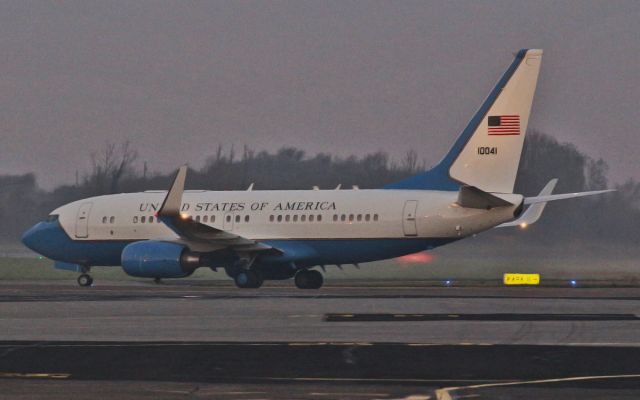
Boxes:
[385,49,543,193]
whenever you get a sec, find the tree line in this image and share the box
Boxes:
[1,132,638,248]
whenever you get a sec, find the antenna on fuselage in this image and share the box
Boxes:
[247,183,254,191]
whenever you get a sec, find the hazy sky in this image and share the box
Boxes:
[1,1,638,189]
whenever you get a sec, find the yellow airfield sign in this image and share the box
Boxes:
[503,273,540,285]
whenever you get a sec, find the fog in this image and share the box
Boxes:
[0,1,638,189]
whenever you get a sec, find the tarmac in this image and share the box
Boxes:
[2,280,640,399]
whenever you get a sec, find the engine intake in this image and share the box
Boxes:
[121,241,201,278]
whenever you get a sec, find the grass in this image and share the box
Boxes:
[2,250,639,284]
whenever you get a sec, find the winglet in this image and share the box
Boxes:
[158,165,188,216]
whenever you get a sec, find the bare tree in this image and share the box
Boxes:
[401,149,418,173]
[88,141,138,194]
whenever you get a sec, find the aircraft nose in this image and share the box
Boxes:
[21,223,45,253]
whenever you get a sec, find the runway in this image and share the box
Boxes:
[3,281,640,344]
[2,281,640,399]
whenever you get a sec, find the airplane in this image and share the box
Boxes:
[22,49,614,289]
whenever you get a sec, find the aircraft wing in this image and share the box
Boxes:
[156,166,276,253]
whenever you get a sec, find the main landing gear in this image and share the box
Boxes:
[77,273,93,287]
[234,270,264,289]
[294,269,323,289]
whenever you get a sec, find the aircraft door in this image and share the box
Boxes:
[223,212,234,231]
[75,202,93,238]
[402,200,418,236]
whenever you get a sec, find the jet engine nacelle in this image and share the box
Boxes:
[121,241,201,278]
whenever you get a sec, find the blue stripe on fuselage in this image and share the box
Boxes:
[22,220,454,268]
[261,238,456,266]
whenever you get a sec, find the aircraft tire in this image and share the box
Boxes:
[77,274,93,287]
[294,270,323,289]
[234,270,263,289]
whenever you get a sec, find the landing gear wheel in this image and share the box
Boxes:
[294,269,323,289]
[77,274,93,287]
[234,270,264,289]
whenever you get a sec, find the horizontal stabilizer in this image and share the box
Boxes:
[524,189,615,205]
[498,180,615,228]
[498,179,557,228]
[457,186,514,209]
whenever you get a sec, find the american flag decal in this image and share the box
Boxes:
[487,115,520,135]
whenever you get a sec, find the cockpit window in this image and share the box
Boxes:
[46,214,59,223]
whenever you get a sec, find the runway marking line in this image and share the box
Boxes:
[249,377,510,384]
[434,373,640,400]
[0,372,70,379]
[4,341,640,349]
[216,392,267,395]
[309,392,389,397]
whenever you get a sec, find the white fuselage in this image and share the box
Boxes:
[53,189,521,243]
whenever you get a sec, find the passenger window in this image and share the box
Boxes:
[277,215,283,222]
[270,215,275,222]
[341,214,346,222]
[133,216,138,223]
[110,216,115,224]
[226,215,232,223]
[102,216,107,224]
[309,215,315,222]
[195,215,200,222]
[245,215,250,223]
[149,216,154,223]
[203,215,208,222]
[333,214,338,222]
[349,214,354,222]
[357,214,362,222]
[301,215,306,222]
[235,215,241,223]
[317,214,322,222]
[285,215,290,222]
[141,216,146,223]
[293,215,298,222]
[211,215,216,223]
[365,214,370,222]
[374,214,379,221]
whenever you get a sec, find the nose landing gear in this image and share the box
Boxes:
[294,269,323,289]
[77,273,93,287]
